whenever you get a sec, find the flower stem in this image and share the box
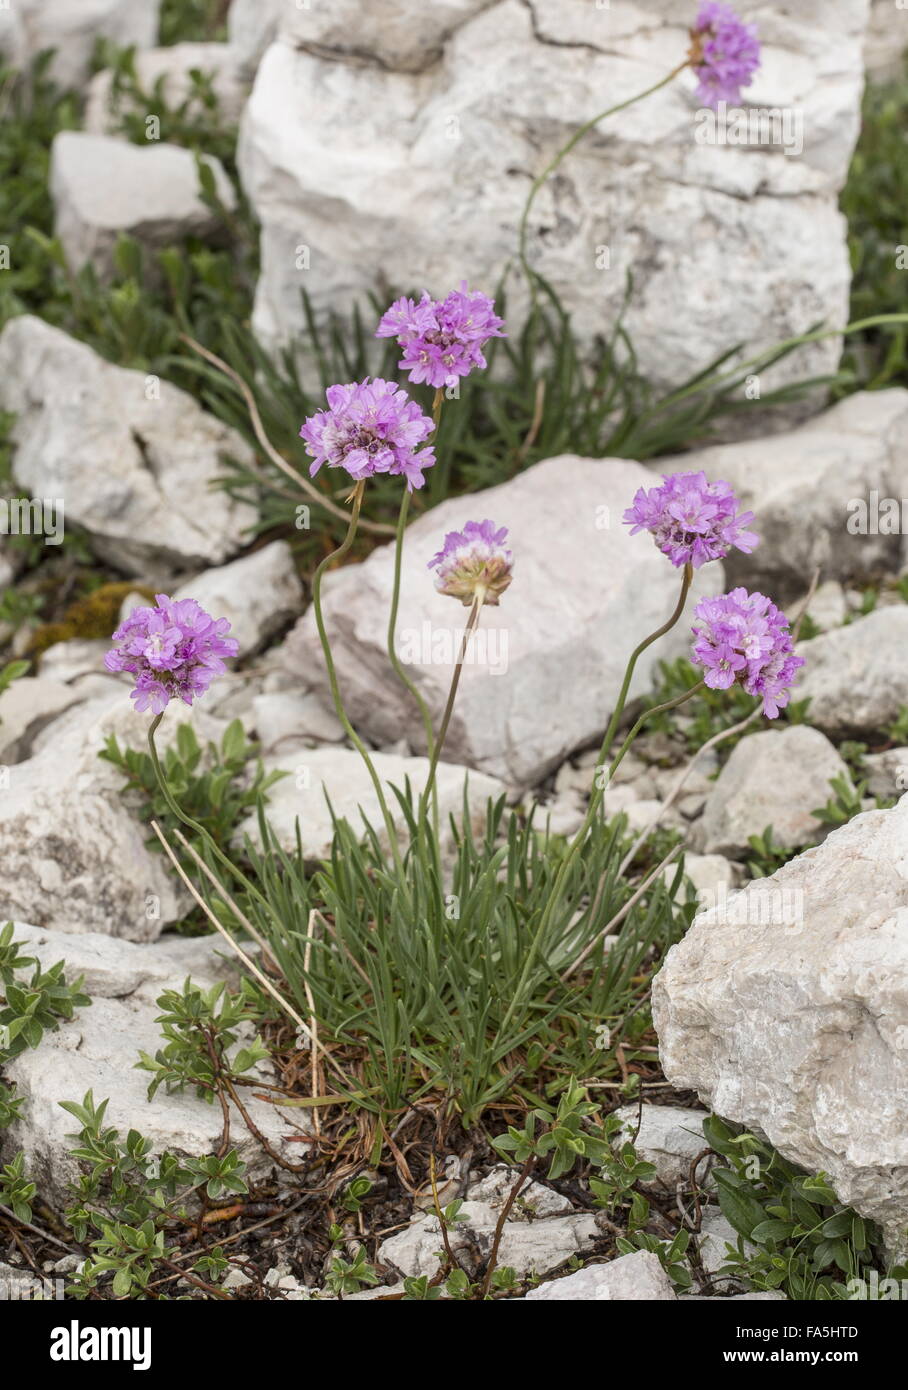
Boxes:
[147,713,269,915]
[311,480,406,873]
[387,489,437,761]
[596,562,693,770]
[417,590,485,823]
[518,63,688,312]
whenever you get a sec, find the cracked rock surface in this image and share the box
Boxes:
[238,0,865,395]
[0,316,256,574]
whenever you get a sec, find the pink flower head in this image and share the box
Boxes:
[105,594,239,714]
[623,470,758,569]
[691,586,804,718]
[376,283,506,391]
[300,378,435,492]
[690,2,761,108]
[428,519,512,606]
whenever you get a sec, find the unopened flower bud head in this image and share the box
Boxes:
[428,520,513,606]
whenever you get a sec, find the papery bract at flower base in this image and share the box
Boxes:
[105,594,239,714]
[623,470,758,569]
[376,283,506,391]
[428,519,513,606]
[690,2,761,108]
[300,378,436,491]
[691,586,804,718]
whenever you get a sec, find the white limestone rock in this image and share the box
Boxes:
[0,692,232,939]
[238,746,505,862]
[795,608,908,736]
[0,0,159,90]
[525,1250,676,1301]
[85,43,250,136]
[653,796,908,1257]
[657,390,908,600]
[0,316,256,574]
[172,541,304,659]
[50,132,236,282]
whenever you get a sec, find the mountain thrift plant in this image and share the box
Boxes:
[376,284,506,391]
[691,587,803,717]
[105,595,238,714]
[690,2,761,107]
[623,471,758,570]
[299,378,436,491]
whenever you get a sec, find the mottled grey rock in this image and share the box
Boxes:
[653,796,908,1257]
[525,1251,676,1301]
[0,316,255,574]
[796,608,908,736]
[0,0,159,90]
[283,455,721,784]
[239,0,864,396]
[50,132,236,282]
[700,725,852,855]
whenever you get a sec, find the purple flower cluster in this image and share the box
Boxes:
[428,519,513,606]
[690,2,760,107]
[299,378,436,491]
[691,587,804,717]
[623,470,758,569]
[105,594,239,715]
[376,283,506,391]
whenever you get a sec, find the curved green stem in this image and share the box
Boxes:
[387,491,437,761]
[417,591,485,825]
[147,714,270,916]
[518,63,688,310]
[311,481,407,875]
[597,563,692,769]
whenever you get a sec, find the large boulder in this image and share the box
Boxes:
[85,42,251,135]
[0,316,256,573]
[282,454,723,785]
[50,132,236,282]
[653,796,908,1256]
[0,924,300,1205]
[0,0,159,90]
[238,0,866,394]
